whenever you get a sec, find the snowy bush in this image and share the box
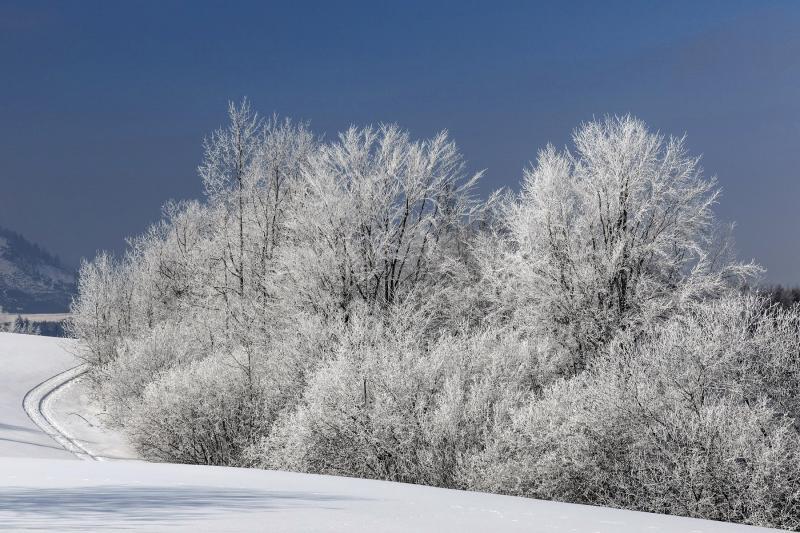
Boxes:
[95,321,206,424]
[254,308,464,484]
[253,307,542,489]
[468,295,800,529]
[129,353,269,465]
[71,105,800,530]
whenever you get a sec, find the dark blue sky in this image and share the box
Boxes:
[1,1,798,283]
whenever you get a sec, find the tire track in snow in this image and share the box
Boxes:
[22,363,100,461]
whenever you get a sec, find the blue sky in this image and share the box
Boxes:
[1,1,798,283]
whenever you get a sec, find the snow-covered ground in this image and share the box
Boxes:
[0,332,78,460]
[0,333,787,532]
[46,371,138,461]
[0,458,786,533]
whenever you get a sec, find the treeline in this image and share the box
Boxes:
[69,104,800,530]
[766,285,800,309]
[0,315,66,336]
[0,315,41,335]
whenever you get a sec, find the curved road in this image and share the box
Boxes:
[0,332,82,459]
[22,362,95,461]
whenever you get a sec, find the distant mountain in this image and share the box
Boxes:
[0,226,76,313]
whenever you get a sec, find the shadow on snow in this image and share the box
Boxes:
[0,485,369,529]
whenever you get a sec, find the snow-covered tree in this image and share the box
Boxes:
[199,99,262,302]
[484,115,758,377]
[69,107,799,530]
[284,124,483,323]
[68,252,134,366]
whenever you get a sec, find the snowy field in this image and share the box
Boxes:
[0,332,787,532]
[0,333,78,460]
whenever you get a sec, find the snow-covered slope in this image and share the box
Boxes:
[0,332,78,459]
[46,368,138,461]
[0,333,786,532]
[0,226,76,313]
[0,458,786,533]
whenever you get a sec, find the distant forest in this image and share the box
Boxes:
[0,225,76,313]
[765,284,800,309]
[0,226,66,270]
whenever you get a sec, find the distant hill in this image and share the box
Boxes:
[0,226,76,313]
